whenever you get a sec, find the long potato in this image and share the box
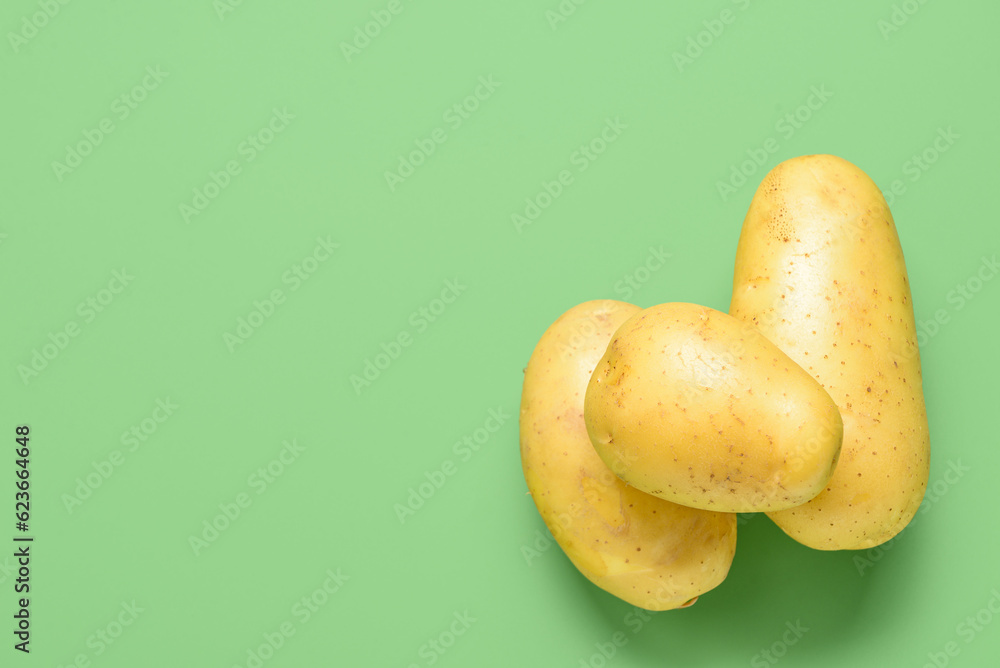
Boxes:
[729,154,930,550]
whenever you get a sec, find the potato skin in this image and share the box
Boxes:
[520,300,736,611]
[730,154,930,550]
[584,302,842,514]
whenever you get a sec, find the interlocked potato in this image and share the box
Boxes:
[730,154,930,550]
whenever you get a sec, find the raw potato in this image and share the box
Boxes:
[520,300,736,611]
[584,302,843,513]
[730,154,930,550]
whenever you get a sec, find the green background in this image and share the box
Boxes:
[3,0,999,666]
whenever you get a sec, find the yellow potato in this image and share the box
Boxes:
[584,302,843,513]
[520,300,736,610]
[730,154,930,550]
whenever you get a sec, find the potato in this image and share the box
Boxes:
[520,300,736,610]
[584,302,843,513]
[729,154,930,550]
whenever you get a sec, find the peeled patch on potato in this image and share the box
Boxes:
[730,154,930,550]
[584,302,843,514]
[520,300,737,611]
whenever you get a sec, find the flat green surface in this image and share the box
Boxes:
[2,1,999,666]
